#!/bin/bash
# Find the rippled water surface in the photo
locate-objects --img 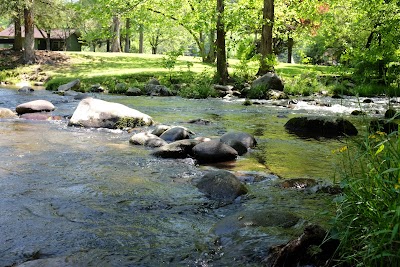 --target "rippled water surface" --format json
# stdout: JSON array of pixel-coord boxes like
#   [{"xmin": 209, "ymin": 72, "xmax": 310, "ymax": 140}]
[{"xmin": 0, "ymin": 88, "xmax": 390, "ymax": 266}]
